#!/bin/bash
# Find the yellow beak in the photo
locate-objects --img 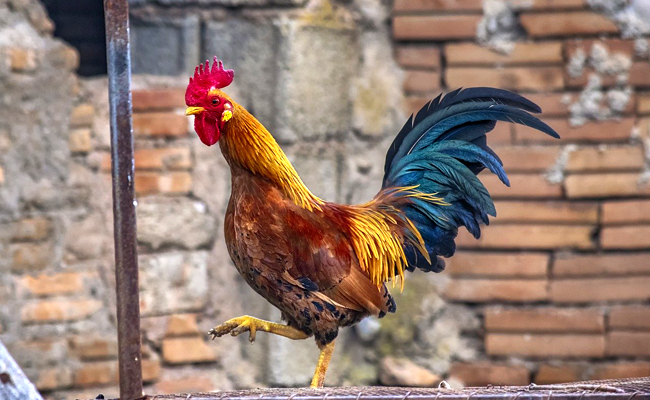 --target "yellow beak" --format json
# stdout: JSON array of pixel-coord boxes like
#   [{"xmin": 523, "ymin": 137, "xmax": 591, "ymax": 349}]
[{"xmin": 185, "ymin": 106, "xmax": 205, "ymax": 116}]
